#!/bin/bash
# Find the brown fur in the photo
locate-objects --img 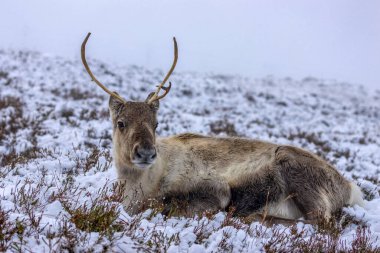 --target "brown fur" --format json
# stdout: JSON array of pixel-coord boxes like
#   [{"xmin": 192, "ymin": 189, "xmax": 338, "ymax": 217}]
[{"xmin": 109, "ymin": 95, "xmax": 364, "ymax": 219}]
